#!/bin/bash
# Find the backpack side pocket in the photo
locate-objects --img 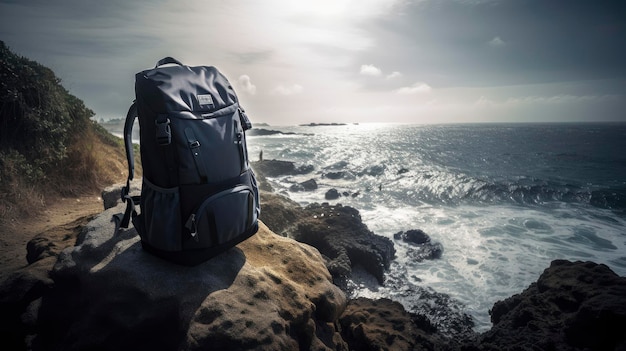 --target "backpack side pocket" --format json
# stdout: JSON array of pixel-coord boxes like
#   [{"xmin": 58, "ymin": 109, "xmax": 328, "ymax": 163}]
[{"xmin": 140, "ymin": 178, "xmax": 182, "ymax": 251}]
